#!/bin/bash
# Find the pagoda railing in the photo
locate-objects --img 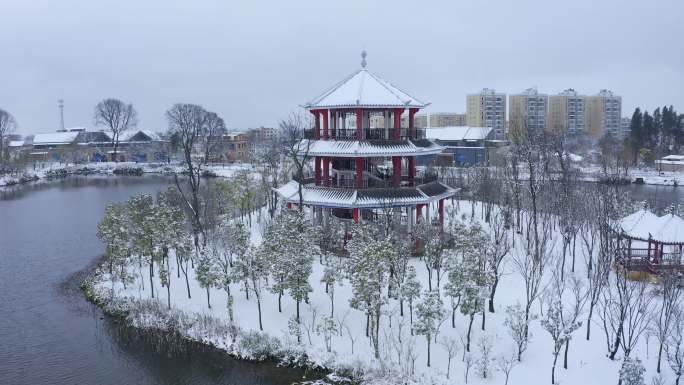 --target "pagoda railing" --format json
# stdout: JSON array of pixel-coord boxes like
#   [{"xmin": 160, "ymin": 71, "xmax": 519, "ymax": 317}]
[
  {"xmin": 297, "ymin": 173, "xmax": 438, "ymax": 189},
  {"xmin": 304, "ymin": 128, "xmax": 426, "ymax": 141},
  {"xmin": 615, "ymin": 248, "xmax": 683, "ymax": 274}
]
